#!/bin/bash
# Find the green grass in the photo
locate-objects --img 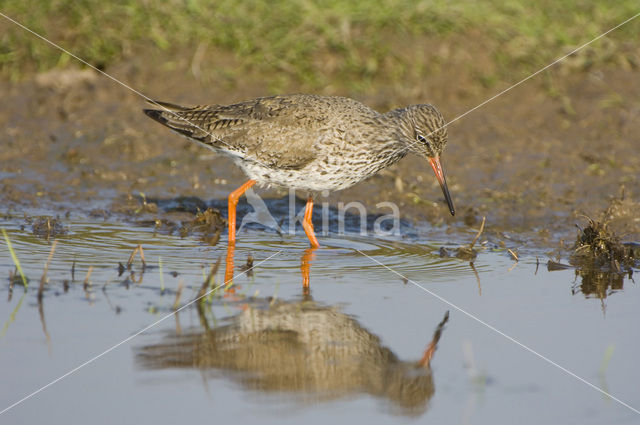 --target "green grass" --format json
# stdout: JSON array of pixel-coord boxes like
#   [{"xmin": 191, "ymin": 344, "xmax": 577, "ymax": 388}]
[
  {"xmin": 1, "ymin": 228, "xmax": 28, "ymax": 288},
  {"xmin": 1, "ymin": 0, "xmax": 638, "ymax": 87}
]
